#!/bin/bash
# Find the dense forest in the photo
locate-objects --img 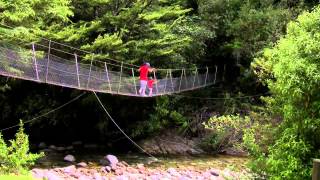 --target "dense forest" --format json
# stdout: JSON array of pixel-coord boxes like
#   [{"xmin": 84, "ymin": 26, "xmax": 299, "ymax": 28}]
[{"xmin": 0, "ymin": 0, "xmax": 320, "ymax": 179}]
